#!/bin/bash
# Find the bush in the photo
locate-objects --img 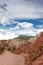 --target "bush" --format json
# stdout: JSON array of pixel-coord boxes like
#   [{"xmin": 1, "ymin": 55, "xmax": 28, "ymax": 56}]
[
  {"xmin": 0, "ymin": 47, "xmax": 4, "ymax": 54},
  {"xmin": 39, "ymin": 44, "xmax": 43, "ymax": 51},
  {"xmin": 5, "ymin": 46, "xmax": 11, "ymax": 51},
  {"xmin": 28, "ymin": 44, "xmax": 43, "ymax": 61}
]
